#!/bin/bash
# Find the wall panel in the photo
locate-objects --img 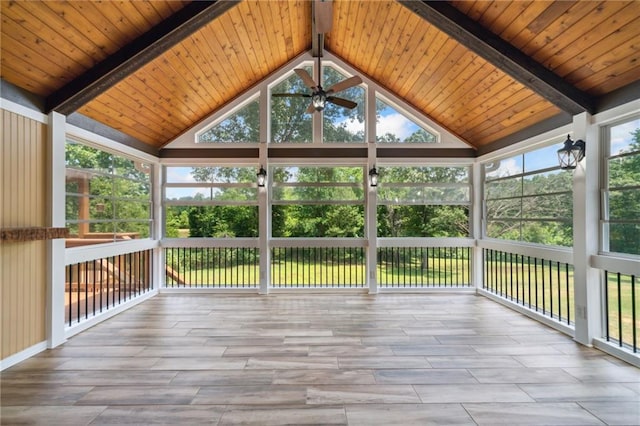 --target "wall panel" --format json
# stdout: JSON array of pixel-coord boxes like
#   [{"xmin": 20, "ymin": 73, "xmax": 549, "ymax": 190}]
[{"xmin": 1, "ymin": 109, "xmax": 48, "ymax": 360}]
